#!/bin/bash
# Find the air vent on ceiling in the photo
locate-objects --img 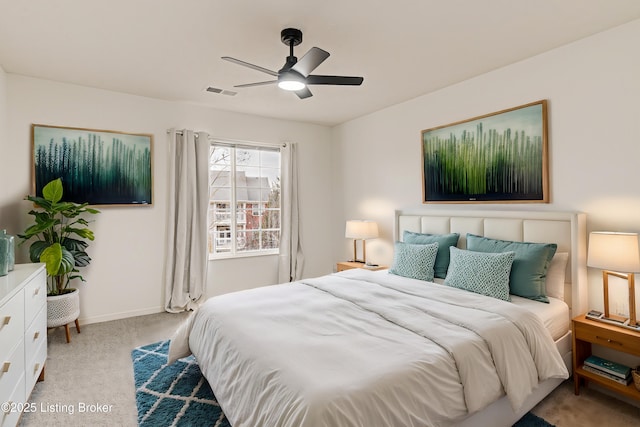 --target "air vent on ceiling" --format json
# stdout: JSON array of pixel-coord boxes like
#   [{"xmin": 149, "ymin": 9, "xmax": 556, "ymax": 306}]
[{"xmin": 206, "ymin": 87, "xmax": 237, "ymax": 96}]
